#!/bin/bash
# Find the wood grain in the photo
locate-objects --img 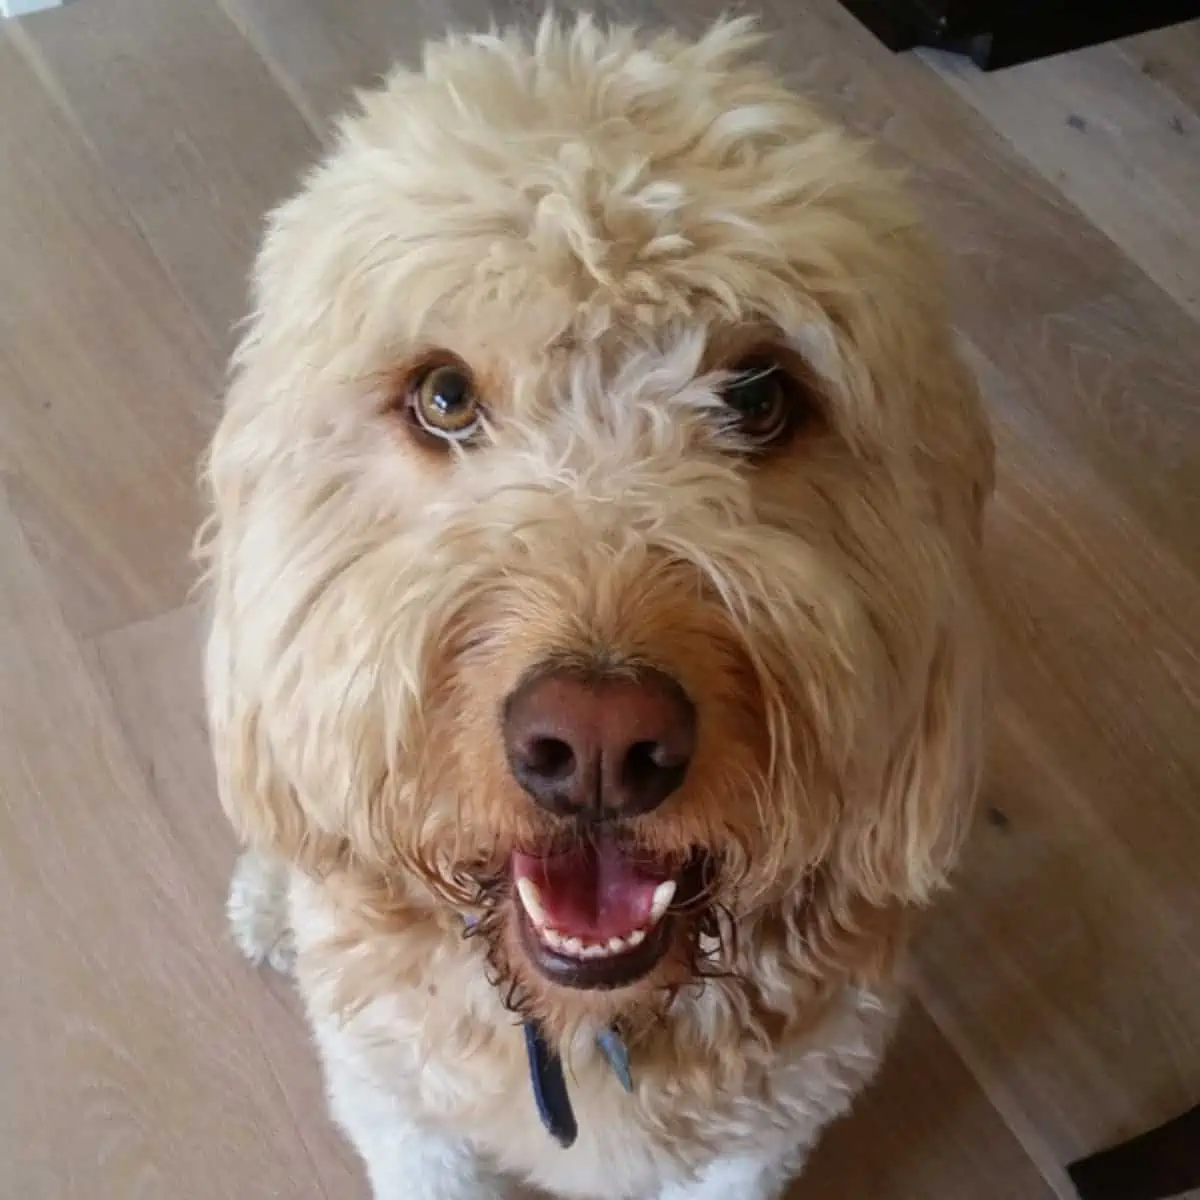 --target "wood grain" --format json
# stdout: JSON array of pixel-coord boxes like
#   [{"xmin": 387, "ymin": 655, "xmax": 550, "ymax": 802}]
[
  {"xmin": 0, "ymin": 36, "xmax": 214, "ymax": 637},
  {"xmin": 981, "ymin": 279, "xmax": 1200, "ymax": 580},
  {"xmin": 906, "ymin": 341, "xmax": 1200, "ymax": 1169},
  {"xmin": 1, "ymin": 1, "xmax": 1198, "ymax": 1196},
  {"xmin": 1119, "ymin": 23, "xmax": 1200, "ymax": 142},
  {"xmin": 13, "ymin": 0, "xmax": 320, "ymax": 350},
  {"xmin": 797, "ymin": 1003, "xmax": 1061, "ymax": 1199},
  {"xmin": 0, "ymin": 492, "xmax": 359, "ymax": 1198},
  {"xmin": 929, "ymin": 41, "xmax": 1200, "ymax": 319},
  {"xmin": 217, "ymin": 0, "xmax": 435, "ymax": 135}
]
